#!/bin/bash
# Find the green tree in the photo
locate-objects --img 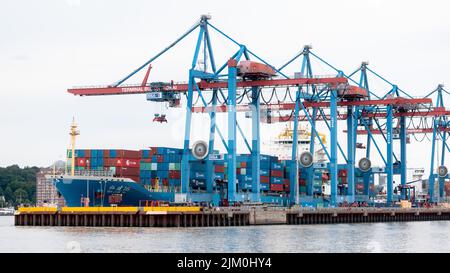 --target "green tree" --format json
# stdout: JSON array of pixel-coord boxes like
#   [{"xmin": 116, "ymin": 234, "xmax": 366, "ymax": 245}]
[
  {"xmin": 14, "ymin": 189, "xmax": 28, "ymax": 204},
  {"xmin": 0, "ymin": 165, "xmax": 40, "ymax": 205},
  {"xmin": 4, "ymin": 187, "xmax": 13, "ymax": 201}
]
